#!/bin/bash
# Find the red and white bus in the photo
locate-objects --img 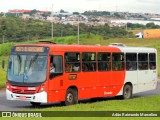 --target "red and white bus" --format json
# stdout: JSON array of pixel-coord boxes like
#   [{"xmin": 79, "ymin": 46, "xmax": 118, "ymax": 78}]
[{"xmin": 5, "ymin": 42, "xmax": 158, "ymax": 106}]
